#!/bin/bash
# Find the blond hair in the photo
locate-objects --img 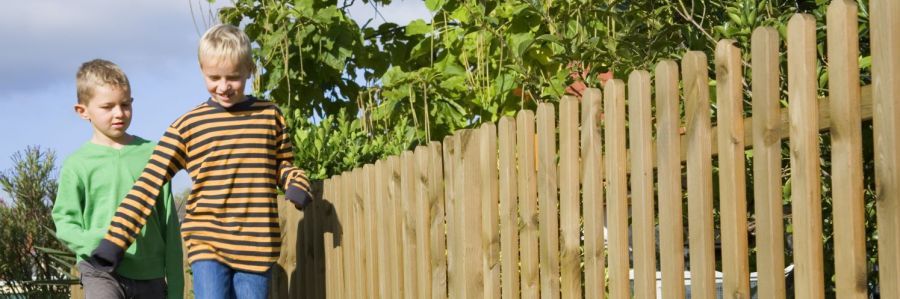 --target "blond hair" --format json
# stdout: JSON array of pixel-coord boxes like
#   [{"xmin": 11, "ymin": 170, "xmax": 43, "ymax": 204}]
[
  {"xmin": 76, "ymin": 59, "xmax": 131, "ymax": 104},
  {"xmin": 198, "ymin": 24, "xmax": 256, "ymax": 74}
]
